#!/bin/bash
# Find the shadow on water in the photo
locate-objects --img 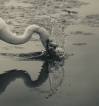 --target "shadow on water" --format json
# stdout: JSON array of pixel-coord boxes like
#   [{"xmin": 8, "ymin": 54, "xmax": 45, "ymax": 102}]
[
  {"xmin": 0, "ymin": 51, "xmax": 49, "ymax": 61},
  {"xmin": 0, "ymin": 51, "xmax": 73, "ymax": 61}
]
